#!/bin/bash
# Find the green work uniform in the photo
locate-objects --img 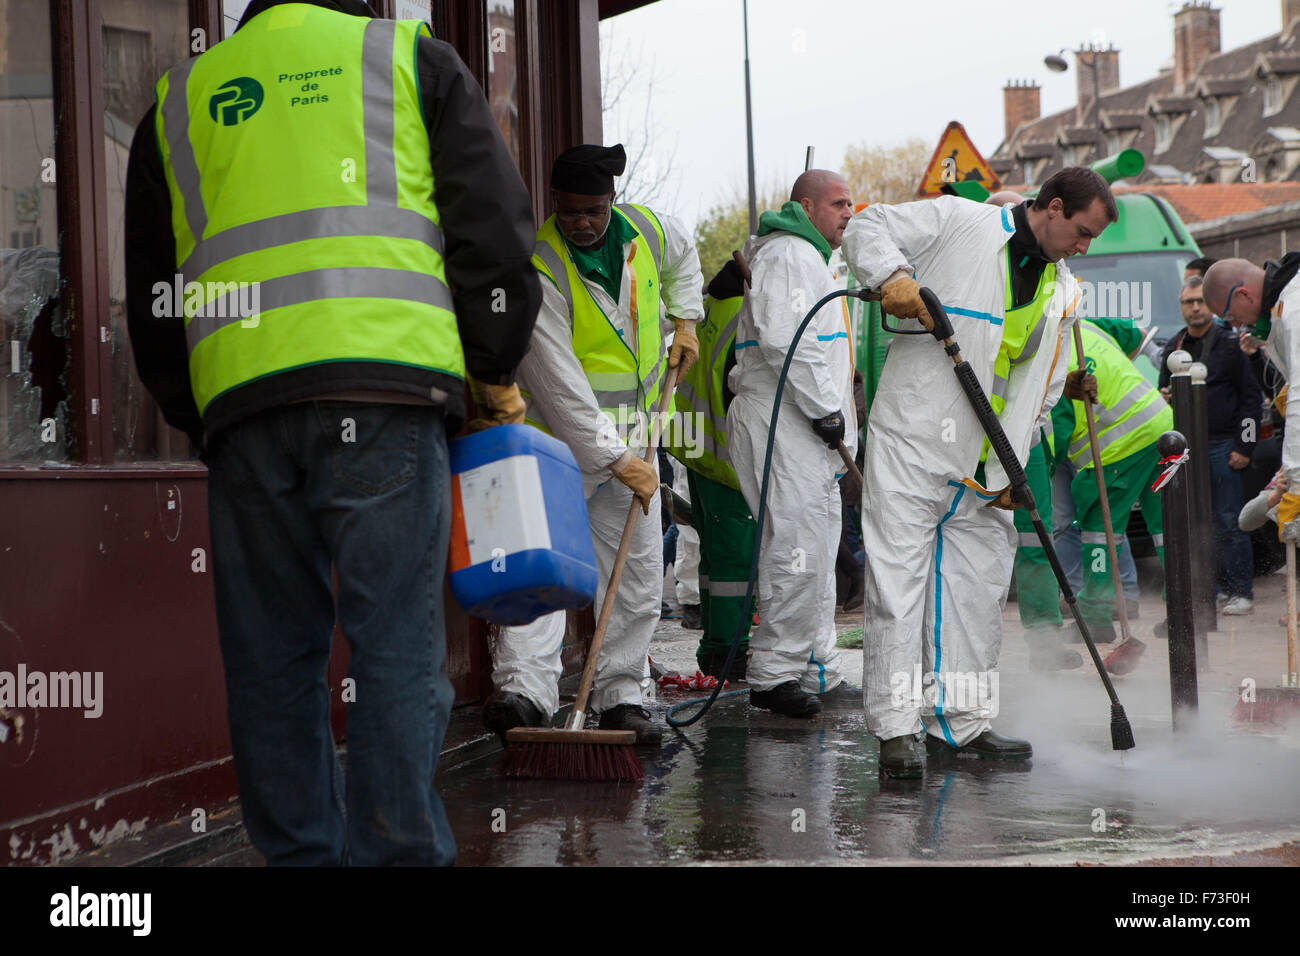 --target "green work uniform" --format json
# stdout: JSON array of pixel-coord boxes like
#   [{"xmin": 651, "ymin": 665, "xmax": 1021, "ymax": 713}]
[
  {"xmin": 1013, "ymin": 436, "xmax": 1060, "ymax": 629},
  {"xmin": 1054, "ymin": 321, "xmax": 1173, "ymax": 629},
  {"xmin": 666, "ymin": 280, "xmax": 757, "ymax": 665}
]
